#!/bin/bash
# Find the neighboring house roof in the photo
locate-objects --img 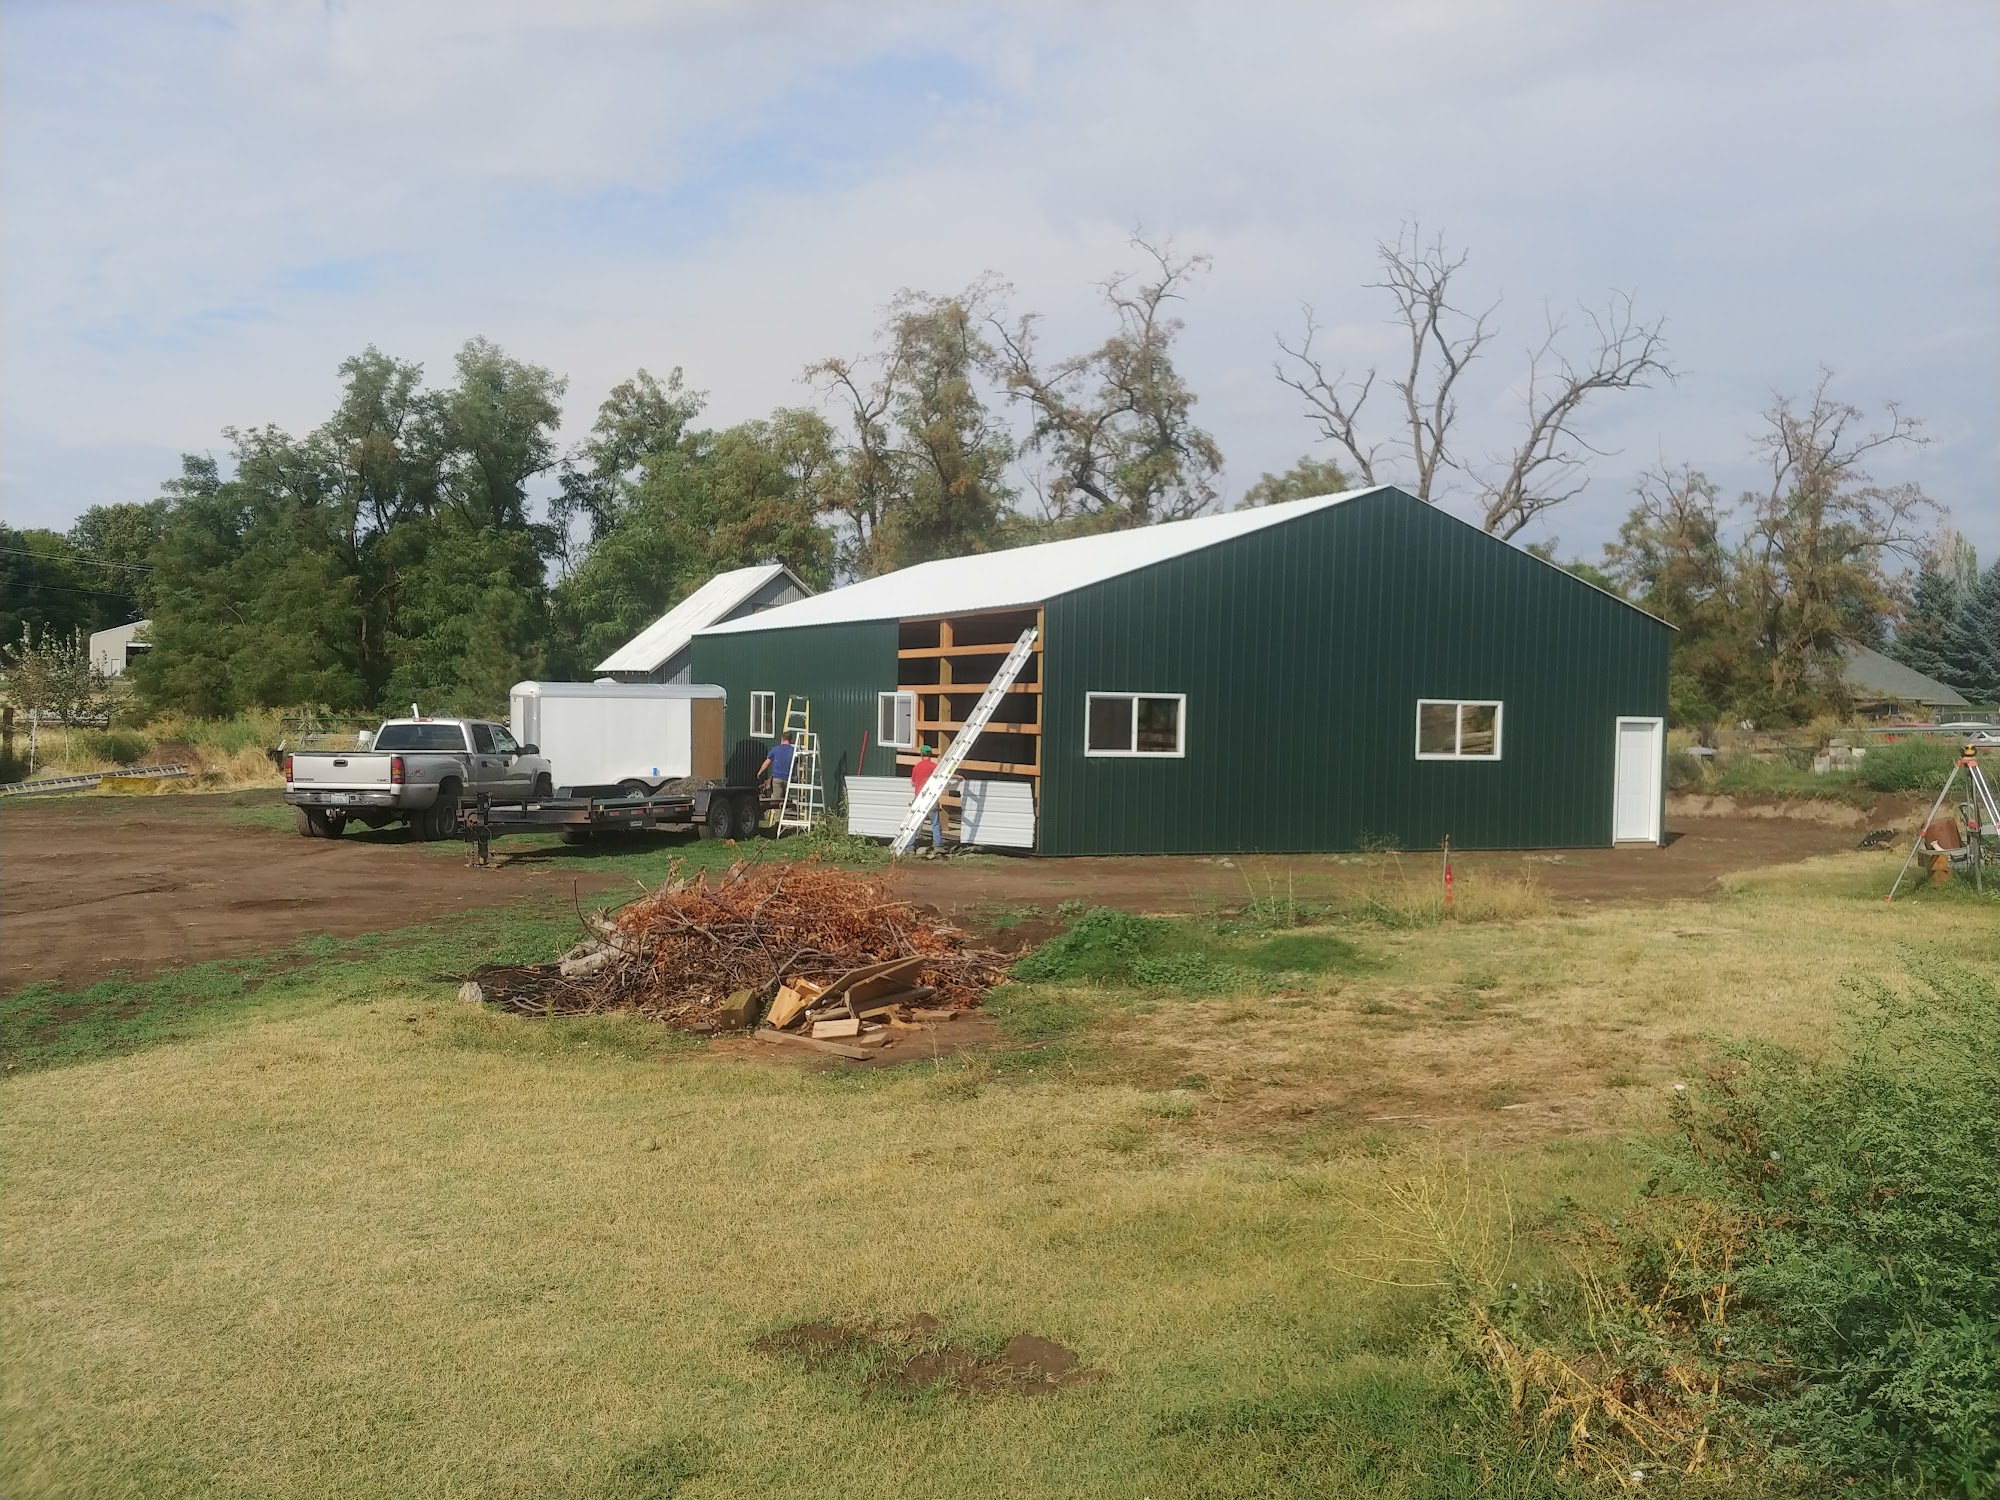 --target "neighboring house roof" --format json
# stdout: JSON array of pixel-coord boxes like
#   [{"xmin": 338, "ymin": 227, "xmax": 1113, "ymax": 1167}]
[
  {"xmin": 595, "ymin": 564, "xmax": 807, "ymax": 673},
  {"xmin": 1841, "ymin": 642, "xmax": 1969, "ymax": 707},
  {"xmin": 699, "ymin": 485, "xmax": 1665, "ymax": 637}
]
